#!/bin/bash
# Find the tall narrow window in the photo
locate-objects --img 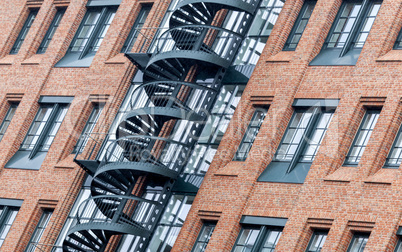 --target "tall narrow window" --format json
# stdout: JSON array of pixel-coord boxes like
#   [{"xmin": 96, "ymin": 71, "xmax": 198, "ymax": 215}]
[
  {"xmin": 306, "ymin": 230, "xmax": 328, "ymax": 252},
  {"xmin": 344, "ymin": 109, "xmax": 380, "ymax": 165},
  {"xmin": 0, "ymin": 103, "xmax": 18, "ymax": 142},
  {"xmin": 192, "ymin": 222, "xmax": 216, "ymax": 252},
  {"xmin": 69, "ymin": 7, "xmax": 116, "ymax": 56},
  {"xmin": 232, "ymin": 225, "xmax": 282, "ymax": 251},
  {"xmin": 283, "ymin": 0, "xmax": 316, "ymax": 51},
  {"xmin": 234, "ymin": 108, "xmax": 267, "ymax": 161},
  {"xmin": 73, "ymin": 105, "xmax": 103, "ymax": 153},
  {"xmin": 20, "ymin": 103, "xmax": 69, "ymax": 158},
  {"xmin": 347, "ymin": 233, "xmax": 369, "ymax": 252},
  {"xmin": 10, "ymin": 10, "xmax": 38, "ymax": 54},
  {"xmin": 385, "ymin": 124, "xmax": 402, "ymax": 167},
  {"xmin": 25, "ymin": 210, "xmax": 53, "ymax": 252},
  {"xmin": 0, "ymin": 206, "xmax": 19, "ymax": 248},
  {"xmin": 121, "ymin": 5, "xmax": 152, "ymax": 53},
  {"xmin": 37, "ymin": 9, "xmax": 65, "ymax": 54}
]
